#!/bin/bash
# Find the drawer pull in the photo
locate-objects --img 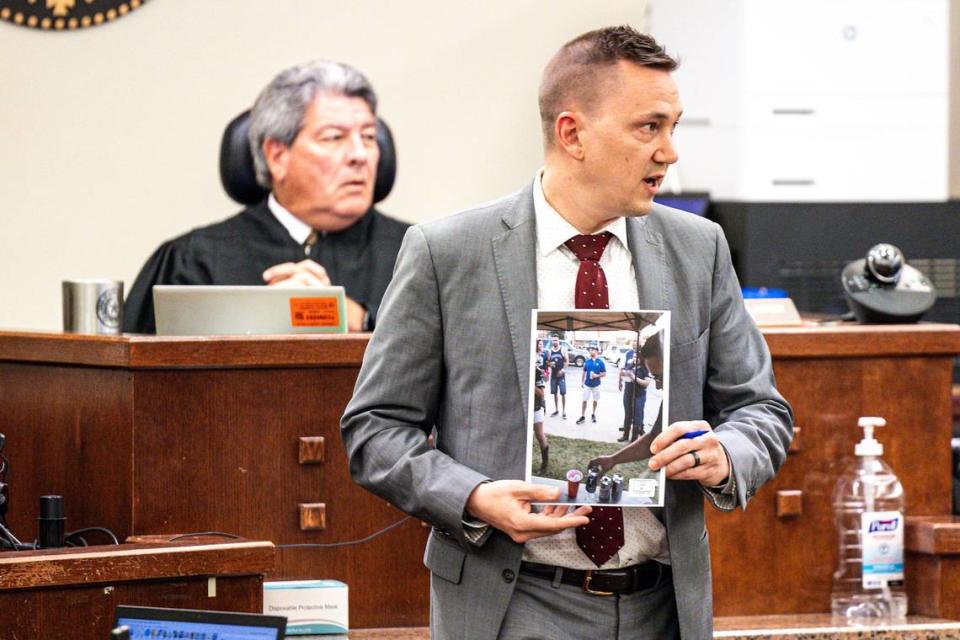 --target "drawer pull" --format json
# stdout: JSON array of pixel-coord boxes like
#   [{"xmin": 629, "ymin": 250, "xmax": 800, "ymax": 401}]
[
  {"xmin": 789, "ymin": 426, "xmax": 801, "ymax": 453},
  {"xmin": 772, "ymin": 108, "xmax": 815, "ymax": 116},
  {"xmin": 299, "ymin": 503, "xmax": 327, "ymax": 531},
  {"xmin": 772, "ymin": 179, "xmax": 815, "ymax": 187},
  {"xmin": 298, "ymin": 436, "xmax": 325, "ymax": 464},
  {"xmin": 777, "ymin": 490, "xmax": 803, "ymax": 518}
]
